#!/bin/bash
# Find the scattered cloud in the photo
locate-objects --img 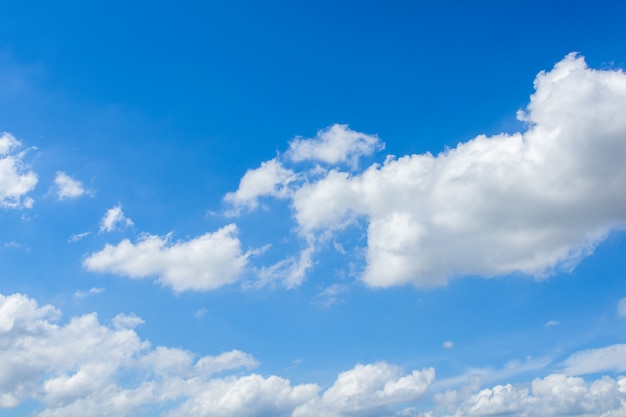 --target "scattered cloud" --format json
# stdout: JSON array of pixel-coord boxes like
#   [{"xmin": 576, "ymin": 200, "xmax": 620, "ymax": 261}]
[
  {"xmin": 193, "ymin": 308, "xmax": 207, "ymax": 319},
  {"xmin": 226, "ymin": 53, "xmax": 626, "ymax": 289},
  {"xmin": 314, "ymin": 284, "xmax": 348, "ymax": 307},
  {"xmin": 442, "ymin": 341, "xmax": 454, "ymax": 349},
  {"xmin": 561, "ymin": 343, "xmax": 626, "ymax": 375},
  {"xmin": 286, "ymin": 124, "xmax": 384, "ymax": 168},
  {"xmin": 0, "ymin": 132, "xmax": 37, "ymax": 209},
  {"xmin": 544, "ymin": 320, "xmax": 560, "ymax": 327},
  {"xmin": 54, "ymin": 171, "xmax": 87, "ymax": 200},
  {"xmin": 73, "ymin": 287, "xmax": 104, "ymax": 298},
  {"xmin": 83, "ymin": 224, "xmax": 248, "ymax": 292},
  {"xmin": 618, "ymin": 297, "xmax": 626, "ymax": 318},
  {"xmin": 68, "ymin": 231, "xmax": 91, "ymax": 243},
  {"xmin": 1, "ymin": 292, "xmax": 445, "ymax": 417},
  {"xmin": 99, "ymin": 204, "xmax": 134, "ymax": 232}
]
